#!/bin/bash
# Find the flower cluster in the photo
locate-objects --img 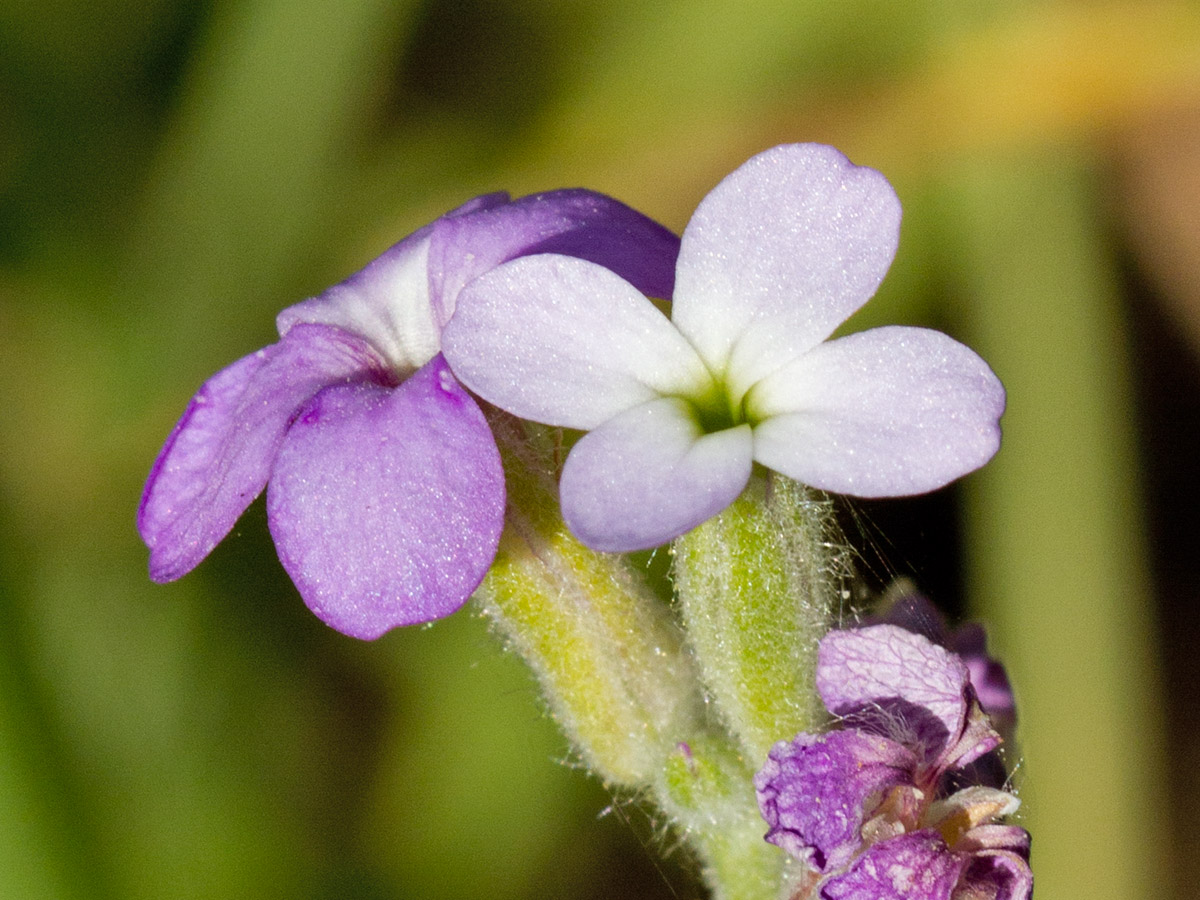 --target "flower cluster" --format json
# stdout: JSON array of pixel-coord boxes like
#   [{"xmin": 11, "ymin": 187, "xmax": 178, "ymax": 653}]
[
  {"xmin": 138, "ymin": 143, "xmax": 1024, "ymax": 900},
  {"xmin": 140, "ymin": 143, "xmax": 1004, "ymax": 634},
  {"xmin": 754, "ymin": 622, "xmax": 1032, "ymax": 900}
]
